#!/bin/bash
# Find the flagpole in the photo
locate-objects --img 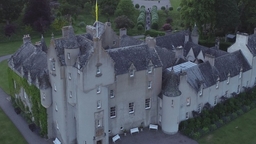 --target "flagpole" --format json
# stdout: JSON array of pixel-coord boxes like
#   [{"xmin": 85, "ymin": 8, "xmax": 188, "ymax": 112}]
[{"xmin": 95, "ymin": 0, "xmax": 99, "ymax": 38}]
